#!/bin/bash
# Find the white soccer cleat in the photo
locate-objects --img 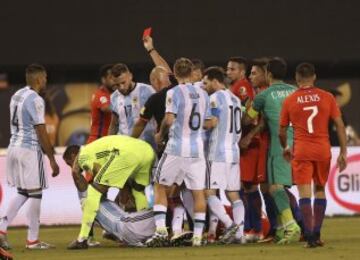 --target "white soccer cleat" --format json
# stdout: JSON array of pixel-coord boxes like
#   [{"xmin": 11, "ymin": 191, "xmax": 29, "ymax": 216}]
[
  {"xmin": 170, "ymin": 231, "xmax": 193, "ymax": 246},
  {"xmin": 219, "ymin": 224, "xmax": 239, "ymax": 244},
  {"xmin": 87, "ymin": 236, "xmax": 101, "ymax": 247},
  {"xmin": 192, "ymin": 235, "xmax": 202, "ymax": 247},
  {"xmin": 145, "ymin": 229, "xmax": 169, "ymax": 247},
  {"xmin": 26, "ymin": 241, "xmax": 55, "ymax": 250}
]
